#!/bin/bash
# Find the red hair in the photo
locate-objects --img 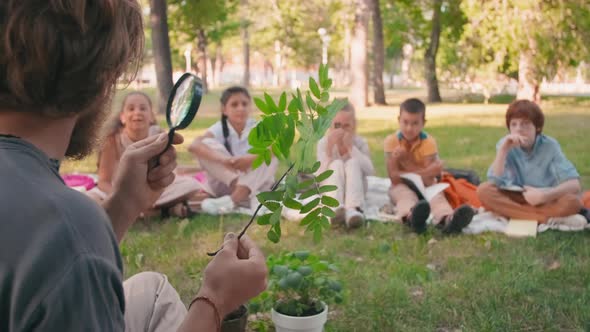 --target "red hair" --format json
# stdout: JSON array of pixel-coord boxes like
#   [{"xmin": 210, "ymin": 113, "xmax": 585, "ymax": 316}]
[{"xmin": 505, "ymin": 100, "xmax": 544, "ymax": 134}]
